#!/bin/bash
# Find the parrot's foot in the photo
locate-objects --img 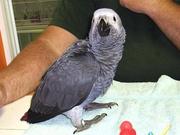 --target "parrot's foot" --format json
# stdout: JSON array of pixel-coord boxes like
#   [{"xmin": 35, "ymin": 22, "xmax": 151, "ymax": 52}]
[
  {"xmin": 84, "ymin": 102, "xmax": 118, "ymax": 111},
  {"xmin": 73, "ymin": 113, "xmax": 107, "ymax": 134}
]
